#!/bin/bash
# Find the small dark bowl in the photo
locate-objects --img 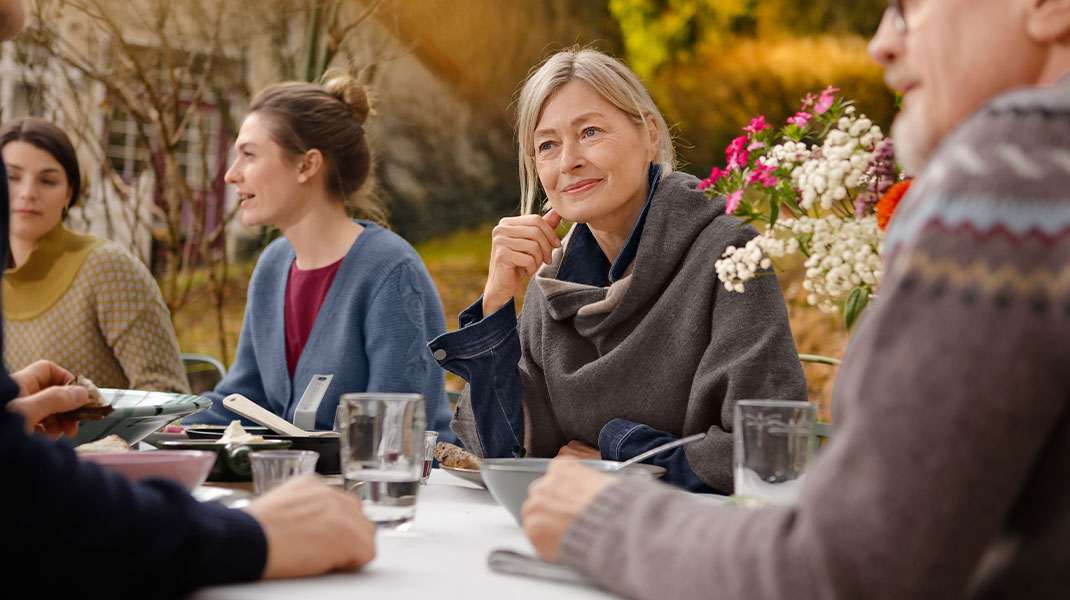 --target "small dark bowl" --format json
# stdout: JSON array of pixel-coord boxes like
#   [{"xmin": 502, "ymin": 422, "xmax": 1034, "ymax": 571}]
[
  {"xmin": 183, "ymin": 427, "xmax": 340, "ymax": 475},
  {"xmin": 159, "ymin": 439, "xmax": 291, "ymax": 482}
]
